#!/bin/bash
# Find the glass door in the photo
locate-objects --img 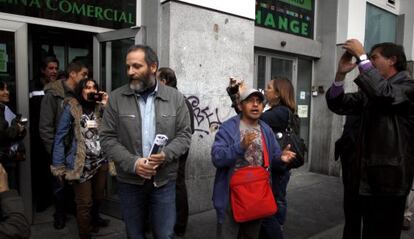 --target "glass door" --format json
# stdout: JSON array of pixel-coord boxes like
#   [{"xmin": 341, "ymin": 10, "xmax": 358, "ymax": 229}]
[
  {"xmin": 254, "ymin": 52, "xmax": 312, "ymax": 163},
  {"xmin": 255, "ymin": 53, "xmax": 297, "ymax": 90},
  {"xmin": 93, "ymin": 27, "xmax": 143, "ymax": 218},
  {"xmin": 0, "ymin": 20, "xmax": 31, "ymax": 221}
]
